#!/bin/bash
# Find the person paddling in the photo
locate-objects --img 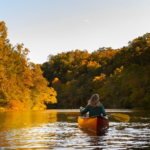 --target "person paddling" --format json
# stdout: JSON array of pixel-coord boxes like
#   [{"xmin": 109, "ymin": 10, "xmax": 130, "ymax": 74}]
[{"xmin": 80, "ymin": 94, "xmax": 106, "ymax": 117}]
